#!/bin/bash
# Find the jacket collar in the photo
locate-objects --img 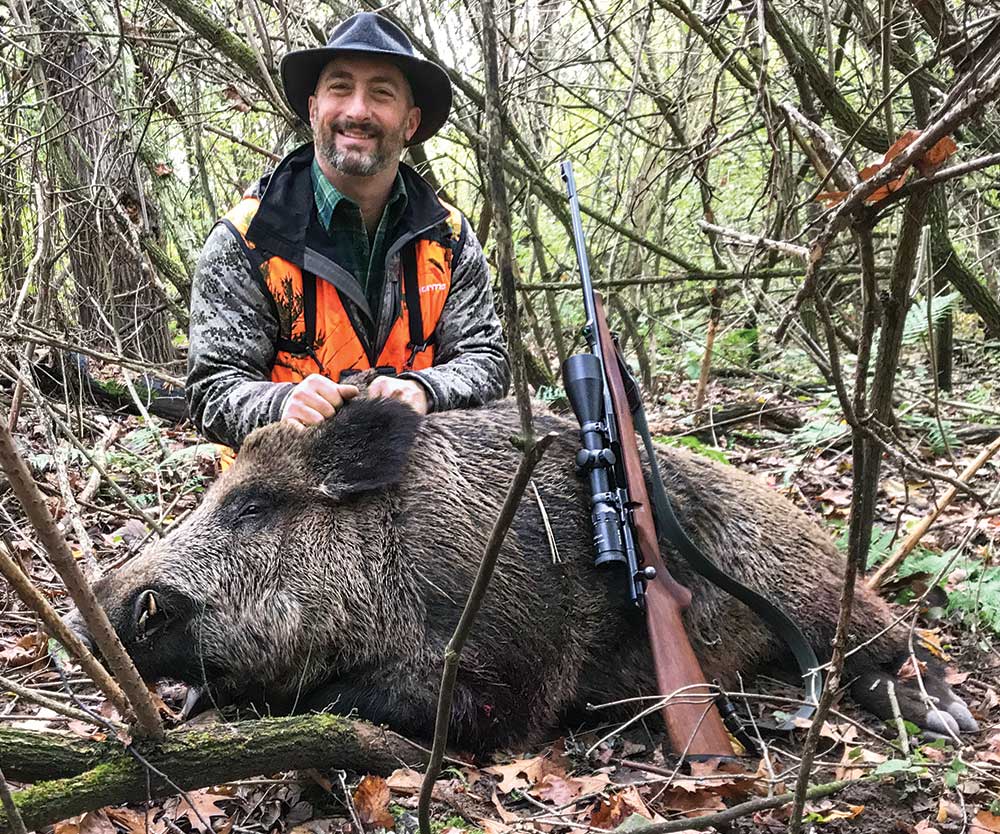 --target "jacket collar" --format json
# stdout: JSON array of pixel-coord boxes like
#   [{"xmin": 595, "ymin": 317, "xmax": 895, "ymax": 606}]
[{"xmin": 246, "ymin": 143, "xmax": 449, "ymax": 264}]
